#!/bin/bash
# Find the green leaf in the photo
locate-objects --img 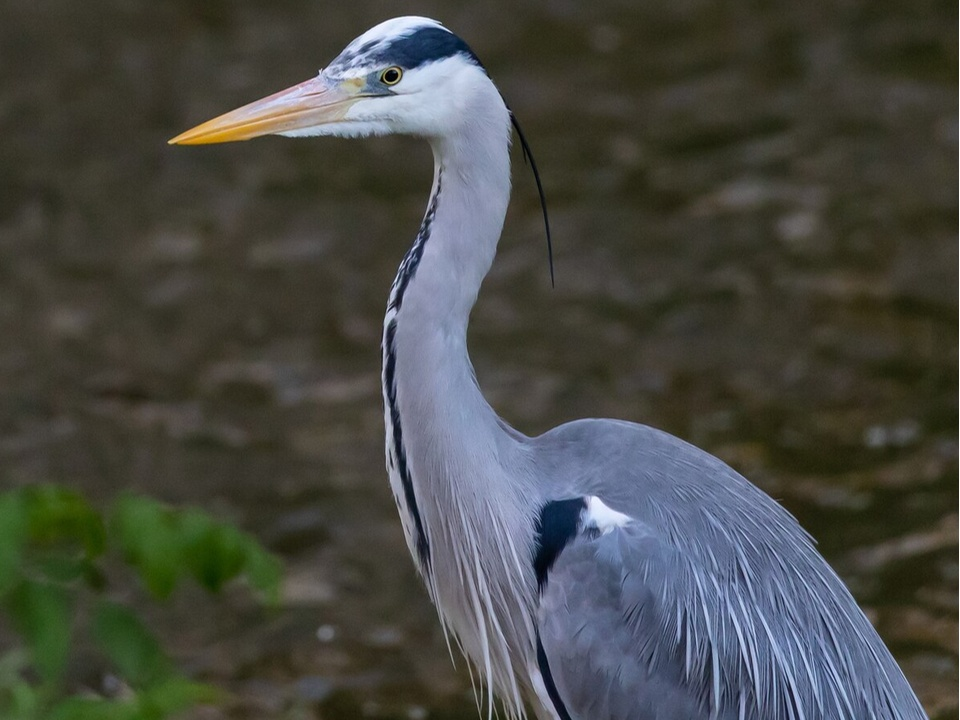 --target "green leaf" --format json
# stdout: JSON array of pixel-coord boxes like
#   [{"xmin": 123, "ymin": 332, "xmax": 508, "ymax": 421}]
[
  {"xmin": 178, "ymin": 509, "xmax": 281, "ymax": 598},
  {"xmin": 0, "ymin": 488, "xmax": 274, "ymax": 720},
  {"xmin": 92, "ymin": 601, "xmax": 171, "ymax": 688},
  {"xmin": 24, "ymin": 486, "xmax": 105, "ymax": 558},
  {"xmin": 242, "ymin": 544, "xmax": 282, "ymax": 605},
  {"xmin": 176, "ymin": 510, "xmax": 217, "ymax": 590},
  {"xmin": 110, "ymin": 496, "xmax": 182, "ymax": 599},
  {"xmin": 32, "ymin": 551, "xmax": 93, "ymax": 585},
  {"xmin": 5, "ymin": 580, "xmax": 72, "ymax": 682},
  {"xmin": 0, "ymin": 680, "xmax": 41, "ymax": 720},
  {"xmin": 111, "ymin": 496, "xmax": 281, "ymax": 600},
  {"xmin": 0, "ymin": 491, "xmax": 27, "ymax": 597},
  {"xmin": 184, "ymin": 521, "xmax": 247, "ymax": 592},
  {"xmin": 137, "ymin": 677, "xmax": 222, "ymax": 717}
]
